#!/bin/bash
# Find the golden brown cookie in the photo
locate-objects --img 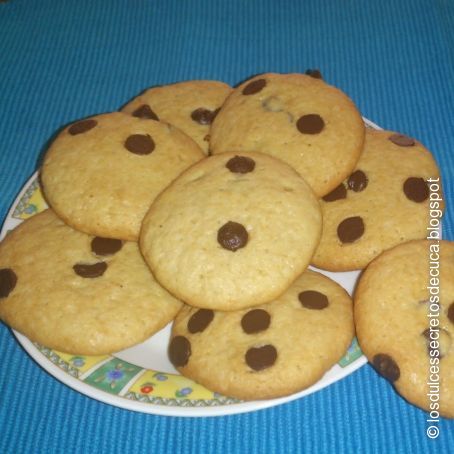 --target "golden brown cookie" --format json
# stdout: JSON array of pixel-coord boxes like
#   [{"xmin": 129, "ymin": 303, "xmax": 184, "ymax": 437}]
[
  {"xmin": 209, "ymin": 73, "xmax": 365, "ymax": 197},
  {"xmin": 312, "ymin": 129, "xmax": 443, "ymax": 271},
  {"xmin": 140, "ymin": 151, "xmax": 322, "ymax": 311},
  {"xmin": 169, "ymin": 270, "xmax": 354, "ymax": 400},
  {"xmin": 121, "ymin": 80, "xmax": 232, "ymax": 154},
  {"xmin": 0, "ymin": 210, "xmax": 183, "ymax": 355},
  {"xmin": 355, "ymin": 240, "xmax": 454, "ymax": 418},
  {"xmin": 41, "ymin": 112, "xmax": 204, "ymax": 240}
]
